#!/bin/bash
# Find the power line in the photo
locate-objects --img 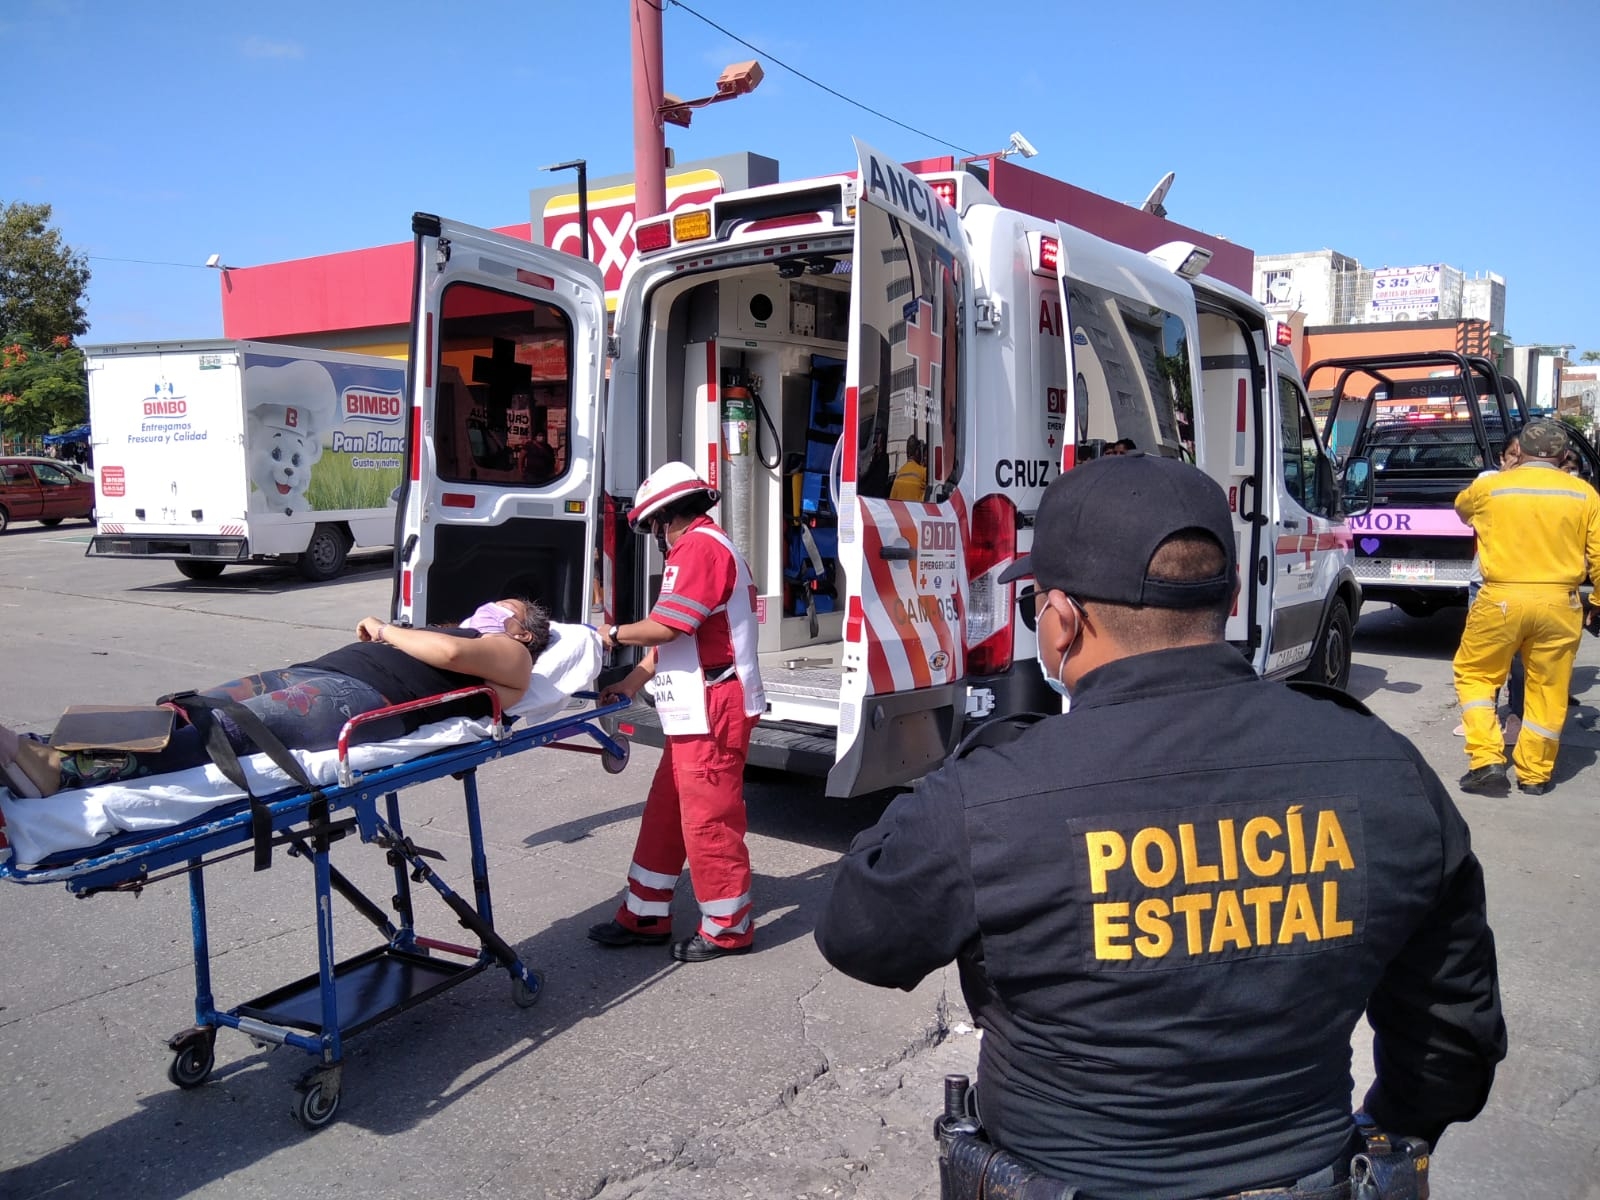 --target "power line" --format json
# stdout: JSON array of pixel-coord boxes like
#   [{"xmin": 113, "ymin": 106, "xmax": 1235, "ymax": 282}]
[
  {"xmin": 663, "ymin": 0, "xmax": 977, "ymax": 157},
  {"xmin": 86, "ymin": 255, "xmax": 214, "ymax": 270}
]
